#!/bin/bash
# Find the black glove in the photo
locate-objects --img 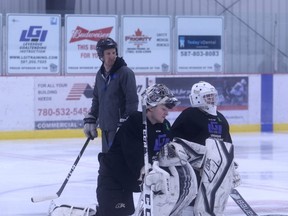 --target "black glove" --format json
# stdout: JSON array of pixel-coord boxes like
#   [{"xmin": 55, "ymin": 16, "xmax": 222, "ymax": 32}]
[{"xmin": 83, "ymin": 114, "xmax": 98, "ymax": 140}]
